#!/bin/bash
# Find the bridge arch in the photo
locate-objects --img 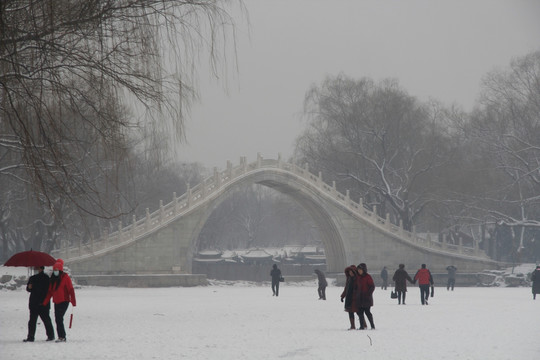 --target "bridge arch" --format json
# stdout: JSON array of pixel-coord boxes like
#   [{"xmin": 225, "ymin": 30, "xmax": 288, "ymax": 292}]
[
  {"xmin": 55, "ymin": 155, "xmax": 498, "ymax": 278},
  {"xmin": 190, "ymin": 169, "xmax": 348, "ymax": 273}
]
